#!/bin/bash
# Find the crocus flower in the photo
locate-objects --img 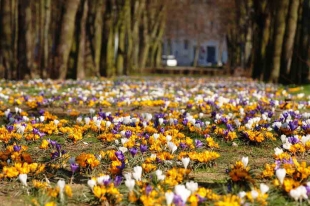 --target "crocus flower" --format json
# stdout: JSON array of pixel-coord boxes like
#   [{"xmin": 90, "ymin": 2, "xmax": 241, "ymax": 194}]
[
  {"xmin": 125, "ymin": 179, "xmax": 135, "ymax": 191},
  {"xmin": 289, "ymin": 186, "xmax": 308, "ymax": 201},
  {"xmin": 276, "ymin": 168, "xmax": 286, "ymax": 185},
  {"xmin": 114, "ymin": 175, "xmax": 123, "ymax": 186},
  {"xmin": 145, "ymin": 185, "xmax": 152, "ymax": 195},
  {"xmin": 132, "ymin": 166, "xmax": 143, "ymax": 181},
  {"xmin": 18, "ymin": 174, "xmax": 28, "ymax": 187},
  {"xmin": 115, "ymin": 151, "xmax": 125, "ymax": 161},
  {"xmin": 174, "ymin": 184, "xmax": 191, "ymax": 203},
  {"xmin": 155, "ymin": 169, "xmax": 165, "ymax": 181},
  {"xmin": 57, "ymin": 180, "xmax": 66, "ymax": 203},
  {"xmin": 241, "ymin": 156, "xmax": 249, "ymax": 167},
  {"xmin": 181, "ymin": 157, "xmax": 190, "ymax": 169},
  {"xmin": 165, "ymin": 191, "xmax": 174, "ymax": 205},
  {"xmin": 167, "ymin": 142, "xmax": 177, "ymax": 154},
  {"xmin": 140, "ymin": 144, "xmax": 148, "ymax": 153},
  {"xmin": 260, "ymin": 183, "xmax": 269, "ymax": 194},
  {"xmin": 195, "ymin": 139, "xmax": 203, "ymax": 148},
  {"xmin": 129, "ymin": 147, "xmax": 138, "ymax": 157},
  {"xmin": 87, "ymin": 179, "xmax": 96, "ymax": 190},
  {"xmin": 186, "ymin": 181, "xmax": 198, "ymax": 193},
  {"xmin": 70, "ymin": 163, "xmax": 79, "ymax": 174},
  {"xmin": 13, "ymin": 145, "xmax": 21, "ymax": 152}
]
